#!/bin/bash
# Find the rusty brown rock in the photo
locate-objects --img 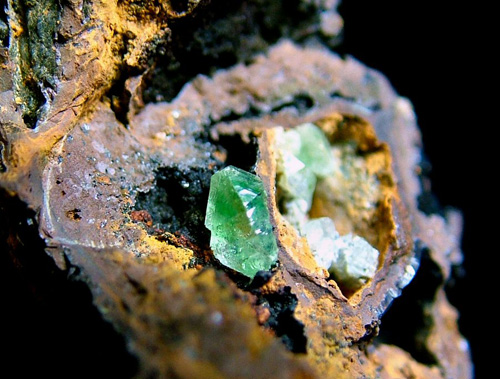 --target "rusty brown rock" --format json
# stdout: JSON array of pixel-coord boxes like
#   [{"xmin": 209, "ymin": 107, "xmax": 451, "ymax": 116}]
[{"xmin": 0, "ymin": 2, "xmax": 471, "ymax": 378}]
